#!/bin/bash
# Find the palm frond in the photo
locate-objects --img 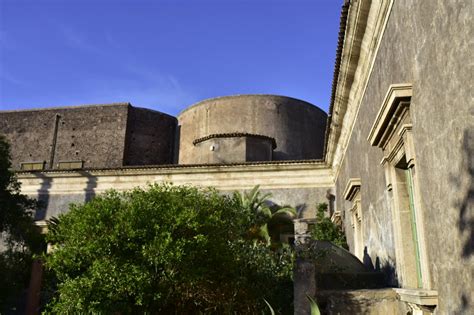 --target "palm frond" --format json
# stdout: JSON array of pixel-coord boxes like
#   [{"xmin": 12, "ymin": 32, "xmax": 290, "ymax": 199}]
[{"xmin": 306, "ymin": 294, "xmax": 321, "ymax": 315}]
